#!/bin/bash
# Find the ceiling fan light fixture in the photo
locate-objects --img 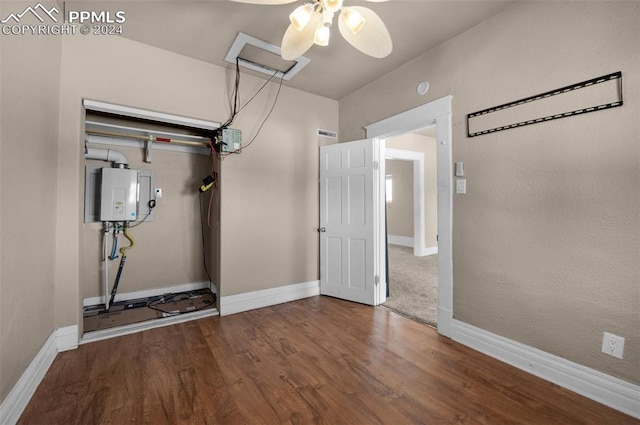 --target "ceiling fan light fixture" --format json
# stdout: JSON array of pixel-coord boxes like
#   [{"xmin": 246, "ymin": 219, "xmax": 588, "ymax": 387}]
[
  {"xmin": 341, "ymin": 7, "xmax": 365, "ymax": 35},
  {"xmin": 314, "ymin": 23, "xmax": 331, "ymax": 46},
  {"xmin": 322, "ymin": 0, "xmax": 343, "ymax": 13},
  {"xmin": 289, "ymin": 3, "xmax": 315, "ymax": 31}
]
